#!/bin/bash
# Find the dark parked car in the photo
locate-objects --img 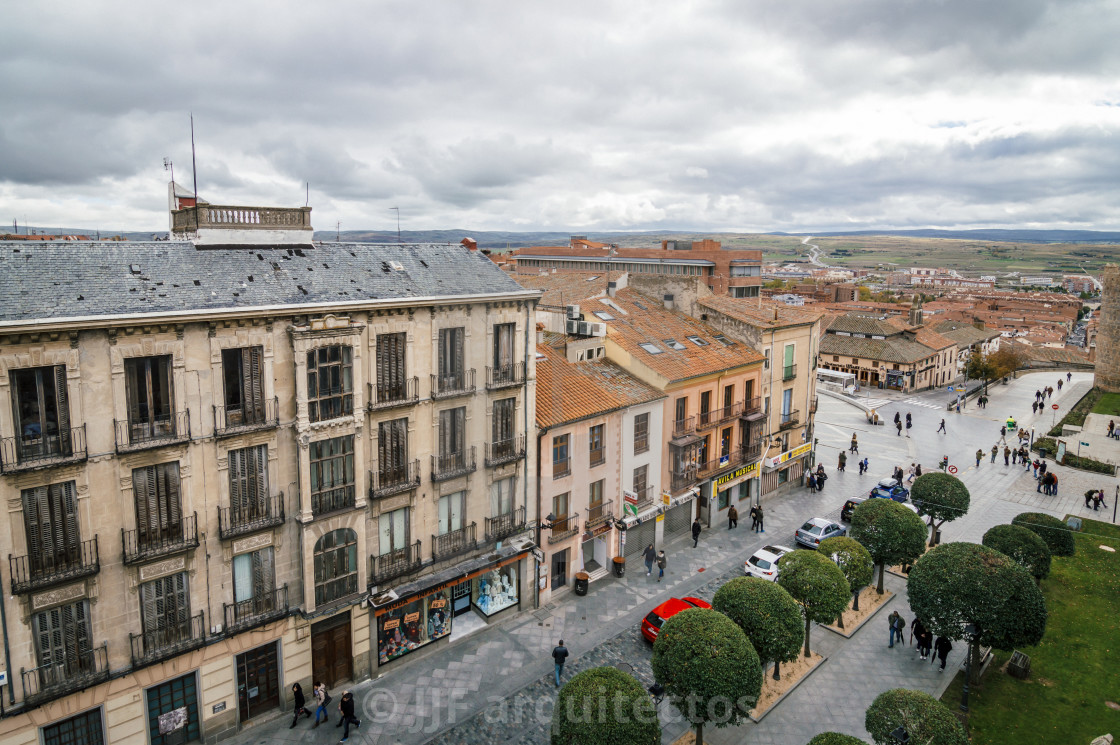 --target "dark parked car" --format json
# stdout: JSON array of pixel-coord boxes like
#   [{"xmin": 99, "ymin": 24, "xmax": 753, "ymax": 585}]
[{"xmin": 840, "ymin": 497, "xmax": 866, "ymax": 522}]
